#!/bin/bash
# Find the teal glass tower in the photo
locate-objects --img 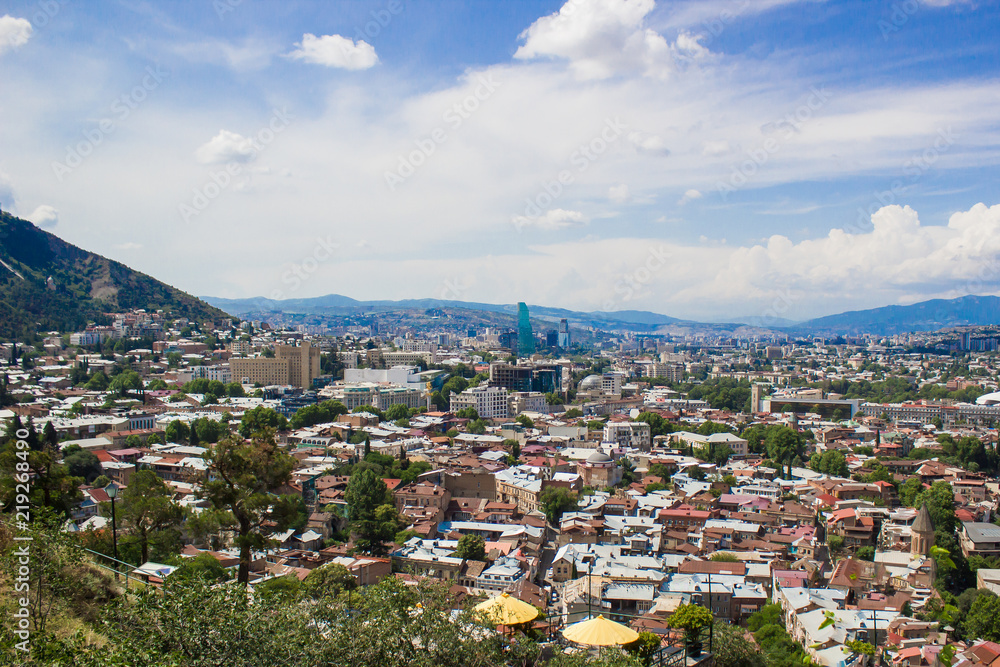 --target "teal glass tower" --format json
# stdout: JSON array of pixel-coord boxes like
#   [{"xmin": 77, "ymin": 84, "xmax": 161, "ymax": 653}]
[{"xmin": 517, "ymin": 302, "xmax": 535, "ymax": 357}]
